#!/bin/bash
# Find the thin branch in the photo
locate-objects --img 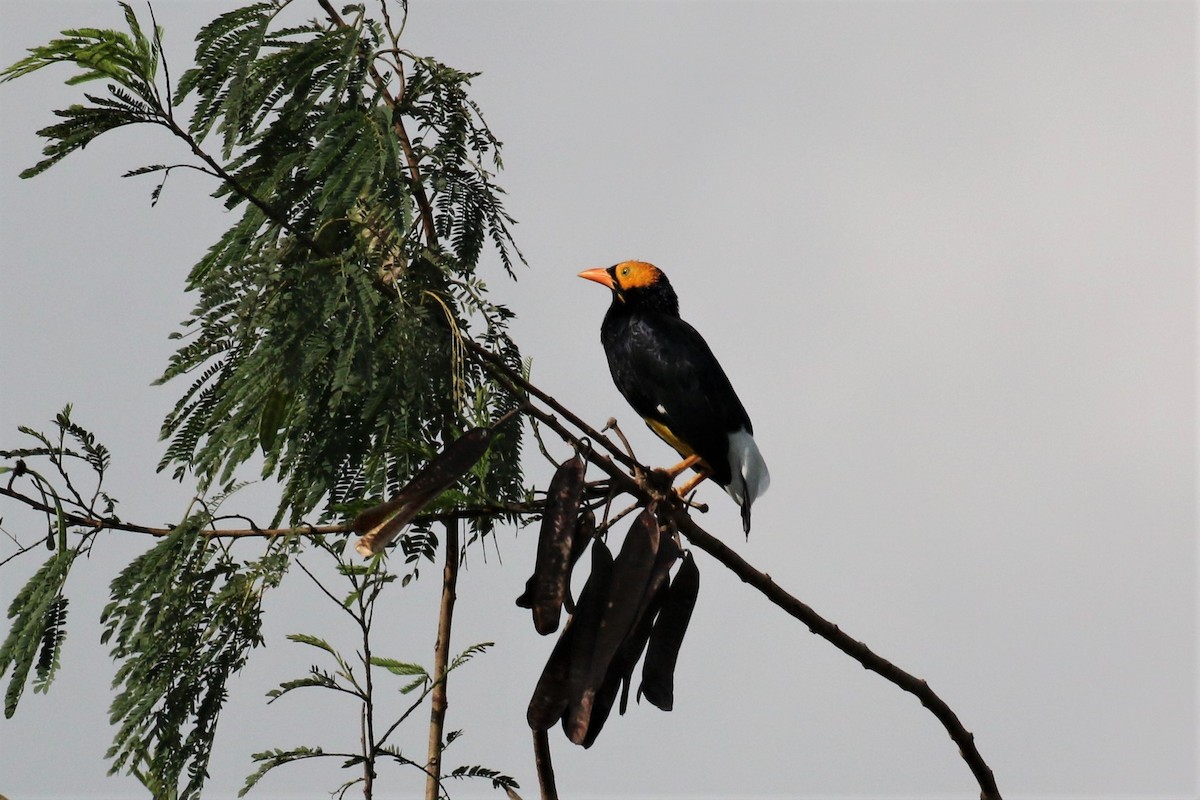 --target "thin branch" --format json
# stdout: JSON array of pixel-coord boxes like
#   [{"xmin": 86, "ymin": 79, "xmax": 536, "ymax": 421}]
[
  {"xmin": 673, "ymin": 514, "xmax": 1001, "ymax": 800},
  {"xmin": 531, "ymin": 729, "xmax": 558, "ymax": 800},
  {"xmin": 359, "ymin": 574, "xmax": 378, "ymax": 799},
  {"xmin": 464, "ymin": 340, "xmax": 639, "ymax": 472},
  {"xmin": 295, "ymin": 557, "xmax": 362, "ymax": 627},
  {"xmin": 157, "ymin": 114, "xmax": 326, "ymax": 254},
  {"xmin": 376, "ymin": 679, "xmax": 435, "ymax": 750},
  {"xmin": 468, "ymin": 342, "xmax": 1004, "ymax": 800},
  {"xmin": 0, "ymin": 485, "xmax": 537, "ymax": 539},
  {"xmin": 0, "ymin": 536, "xmax": 45, "ymax": 568},
  {"xmin": 424, "ymin": 518, "xmax": 459, "ymax": 800}
]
